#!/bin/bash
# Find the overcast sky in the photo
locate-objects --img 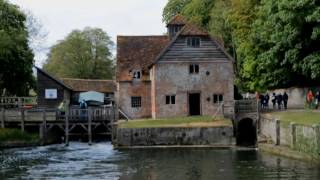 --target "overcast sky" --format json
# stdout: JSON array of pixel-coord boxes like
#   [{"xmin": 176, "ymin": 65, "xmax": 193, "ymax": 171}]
[{"xmin": 9, "ymin": 0, "xmax": 168, "ymax": 66}]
